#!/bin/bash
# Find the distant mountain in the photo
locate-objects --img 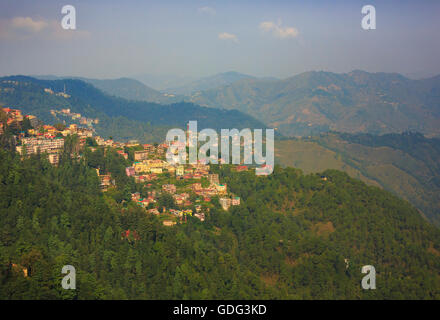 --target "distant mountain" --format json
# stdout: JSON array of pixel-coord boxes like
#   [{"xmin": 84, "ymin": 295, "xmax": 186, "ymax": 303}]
[
  {"xmin": 276, "ymin": 132, "xmax": 440, "ymax": 226},
  {"xmin": 83, "ymin": 77, "xmax": 165, "ymax": 102},
  {"xmin": 0, "ymin": 76, "xmax": 267, "ymax": 143},
  {"xmin": 168, "ymin": 71, "xmax": 257, "ymax": 95},
  {"xmin": 81, "ymin": 77, "xmax": 187, "ymax": 104},
  {"xmin": 190, "ymin": 70, "xmax": 440, "ymax": 137},
  {"xmin": 131, "ymin": 73, "xmax": 196, "ymax": 91},
  {"xmin": 33, "ymin": 75, "xmax": 182, "ymax": 104}
]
